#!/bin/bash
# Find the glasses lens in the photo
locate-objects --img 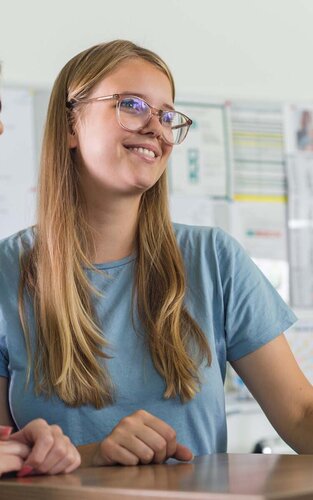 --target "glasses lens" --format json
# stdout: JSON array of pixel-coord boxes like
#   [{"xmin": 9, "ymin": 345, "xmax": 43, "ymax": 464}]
[
  {"xmin": 118, "ymin": 97, "xmax": 150, "ymax": 130},
  {"xmin": 161, "ymin": 111, "xmax": 189, "ymax": 145}
]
